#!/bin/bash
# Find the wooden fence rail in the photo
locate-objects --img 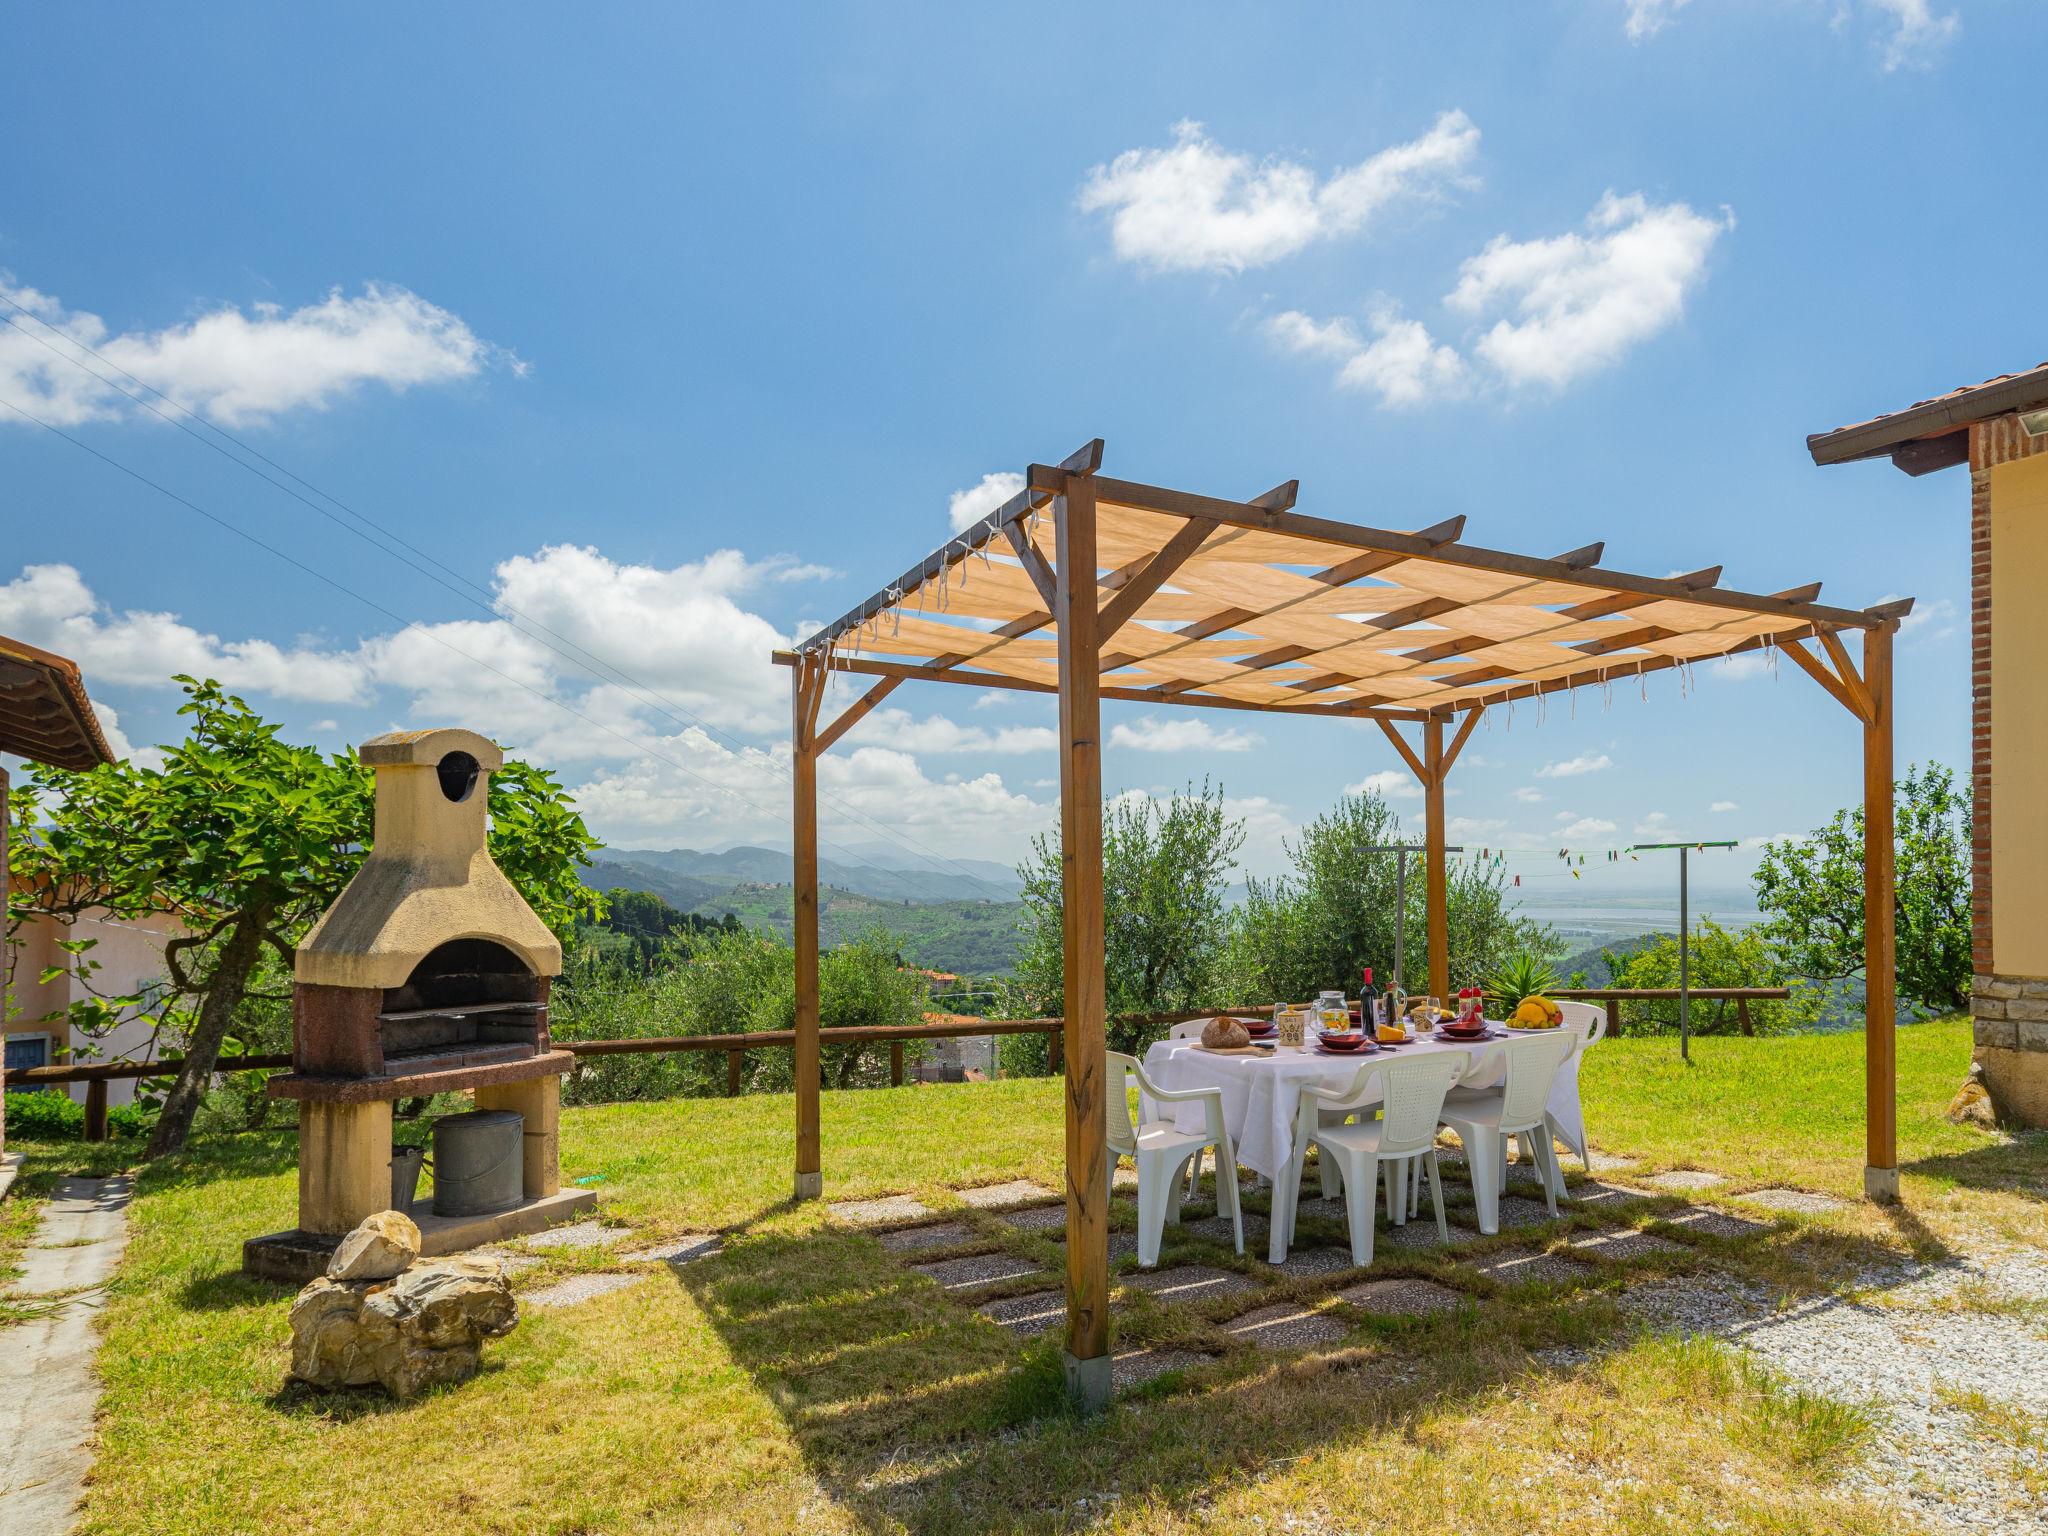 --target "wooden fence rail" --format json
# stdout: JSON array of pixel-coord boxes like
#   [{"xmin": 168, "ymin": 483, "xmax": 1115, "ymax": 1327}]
[{"xmin": 9, "ymin": 990, "xmax": 1790, "ymax": 1140}]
